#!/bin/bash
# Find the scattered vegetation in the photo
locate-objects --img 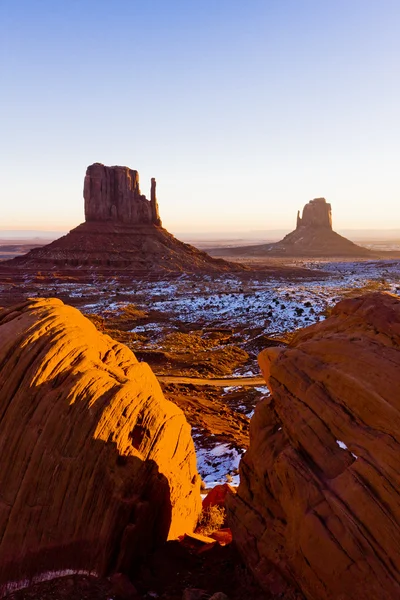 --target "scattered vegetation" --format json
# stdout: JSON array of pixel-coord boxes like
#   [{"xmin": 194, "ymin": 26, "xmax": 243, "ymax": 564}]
[
  {"xmin": 85, "ymin": 313, "xmax": 106, "ymax": 331},
  {"xmin": 197, "ymin": 505, "xmax": 227, "ymax": 536}
]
